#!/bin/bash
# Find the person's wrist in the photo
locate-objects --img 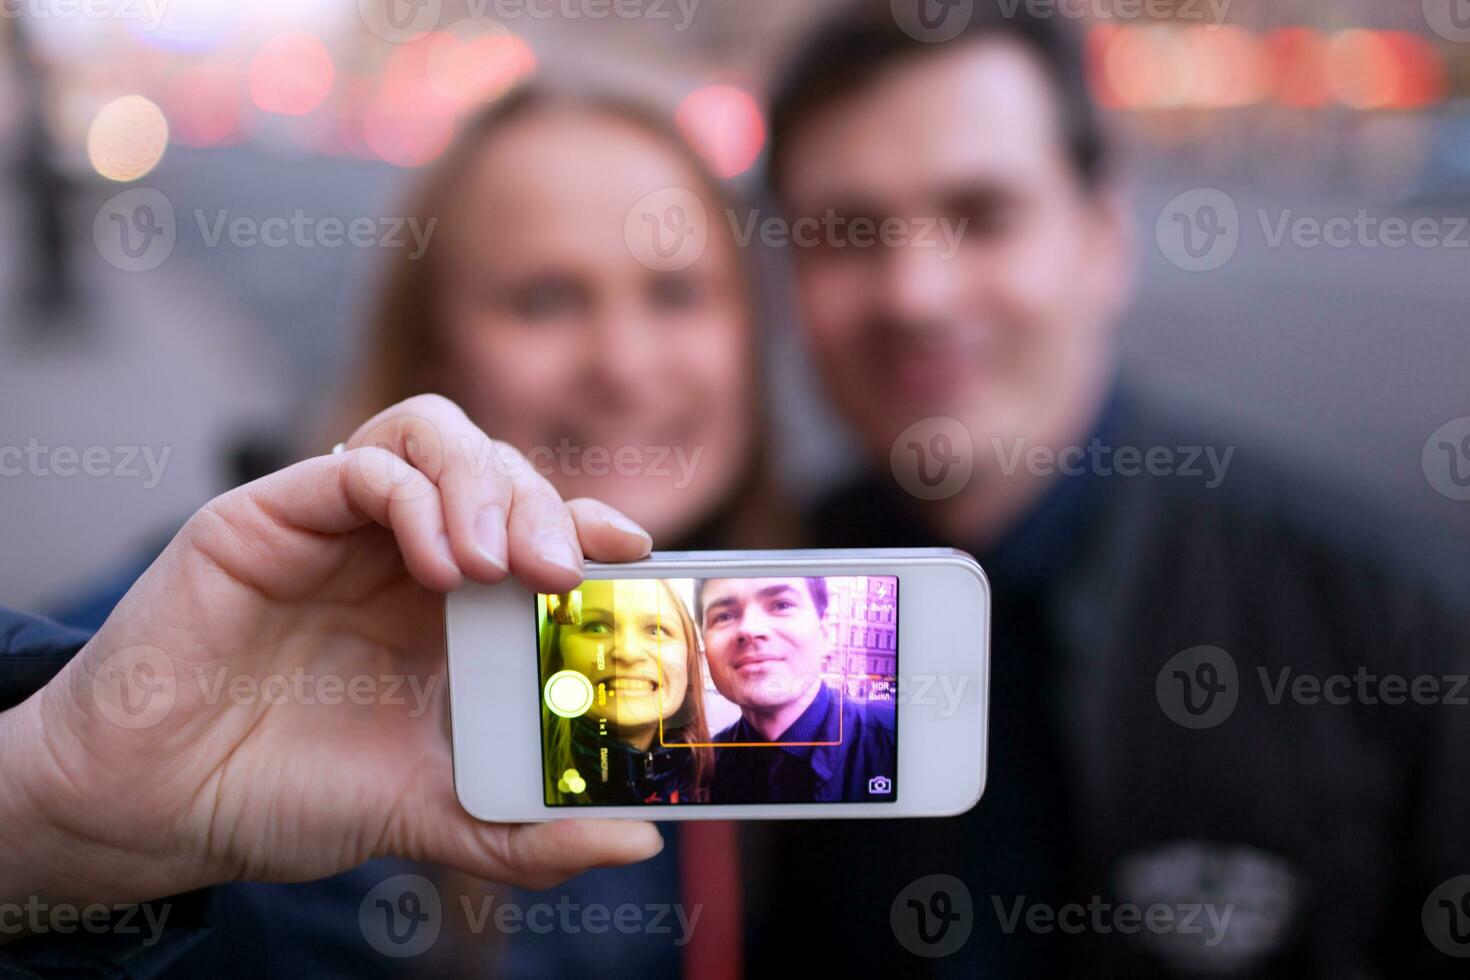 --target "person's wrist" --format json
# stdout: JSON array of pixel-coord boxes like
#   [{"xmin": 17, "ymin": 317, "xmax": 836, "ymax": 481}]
[{"xmin": 0, "ymin": 656, "xmax": 203, "ymax": 912}]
